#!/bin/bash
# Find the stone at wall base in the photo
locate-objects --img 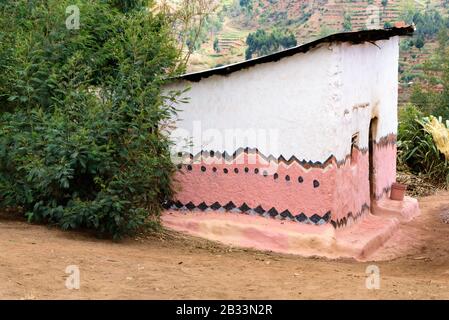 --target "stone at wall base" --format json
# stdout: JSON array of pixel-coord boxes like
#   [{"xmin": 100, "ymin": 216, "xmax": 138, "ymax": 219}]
[{"xmin": 161, "ymin": 211, "xmax": 401, "ymax": 261}]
